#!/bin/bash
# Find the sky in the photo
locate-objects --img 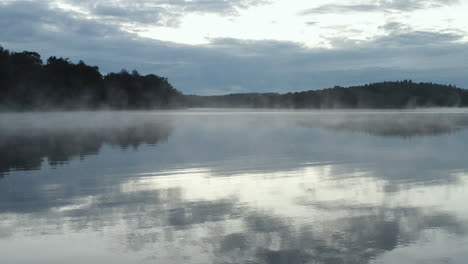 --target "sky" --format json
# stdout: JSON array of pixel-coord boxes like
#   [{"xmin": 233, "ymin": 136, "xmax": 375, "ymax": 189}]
[{"xmin": 1, "ymin": 0, "xmax": 468, "ymax": 94}]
